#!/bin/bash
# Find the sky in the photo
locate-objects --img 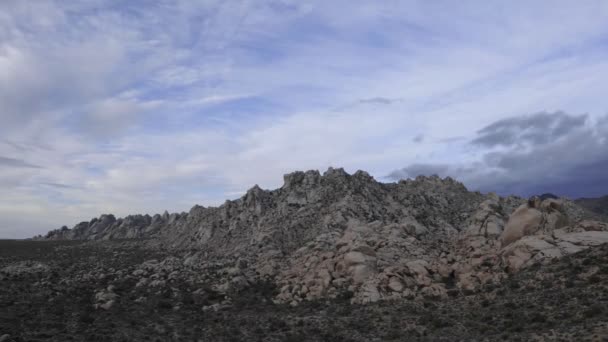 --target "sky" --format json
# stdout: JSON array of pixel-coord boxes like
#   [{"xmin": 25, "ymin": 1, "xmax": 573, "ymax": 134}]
[{"xmin": 1, "ymin": 0, "xmax": 608, "ymax": 238}]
